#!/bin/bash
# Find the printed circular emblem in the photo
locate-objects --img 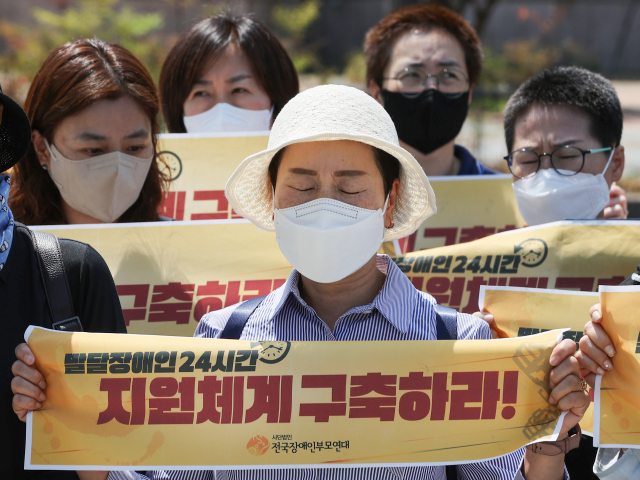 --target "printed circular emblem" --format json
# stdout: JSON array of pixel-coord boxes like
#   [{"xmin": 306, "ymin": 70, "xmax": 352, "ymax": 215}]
[
  {"xmin": 258, "ymin": 341, "xmax": 291, "ymax": 364},
  {"xmin": 246, "ymin": 435, "xmax": 270, "ymax": 456},
  {"xmin": 514, "ymin": 238, "xmax": 548, "ymax": 268},
  {"xmin": 157, "ymin": 151, "xmax": 183, "ymax": 181}
]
